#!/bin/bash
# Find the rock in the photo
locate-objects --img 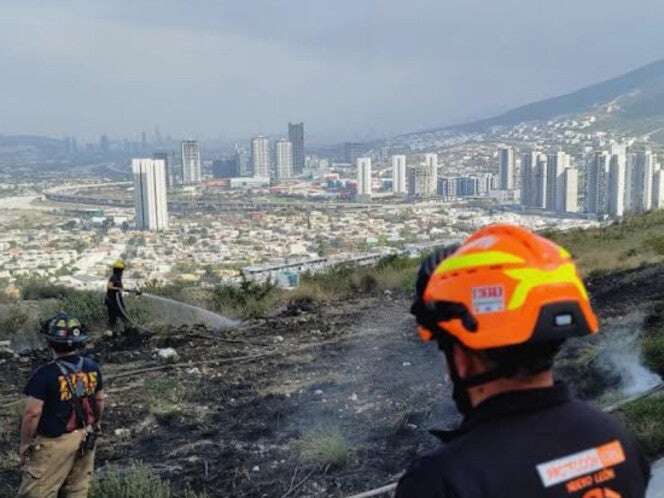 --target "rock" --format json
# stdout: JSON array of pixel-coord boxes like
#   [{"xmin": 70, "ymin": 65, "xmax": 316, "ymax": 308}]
[
  {"xmin": 157, "ymin": 347, "xmax": 179, "ymax": 362},
  {"xmin": 274, "ymin": 335, "xmax": 285, "ymax": 343},
  {"xmin": 114, "ymin": 428, "xmax": 131, "ymax": 438},
  {"xmin": 402, "ymin": 361, "xmax": 412, "ymax": 367},
  {"xmin": 350, "ymin": 393, "xmax": 359, "ymax": 402},
  {"xmin": 186, "ymin": 367, "xmax": 201, "ymax": 375},
  {"xmin": 314, "ymin": 389, "xmax": 324, "ymax": 396},
  {"xmin": 252, "ymin": 465, "xmax": 260, "ymax": 472},
  {"xmin": 103, "ymin": 330, "xmax": 114, "ymax": 338}
]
